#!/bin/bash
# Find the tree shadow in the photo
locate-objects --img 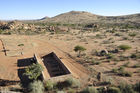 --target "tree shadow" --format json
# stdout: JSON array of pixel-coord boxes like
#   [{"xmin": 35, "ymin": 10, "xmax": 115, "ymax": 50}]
[
  {"xmin": 17, "ymin": 58, "xmax": 34, "ymax": 88},
  {"xmin": 17, "ymin": 58, "xmax": 34, "ymax": 67},
  {"xmin": 0, "ymin": 79, "xmax": 19, "ymax": 86}
]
